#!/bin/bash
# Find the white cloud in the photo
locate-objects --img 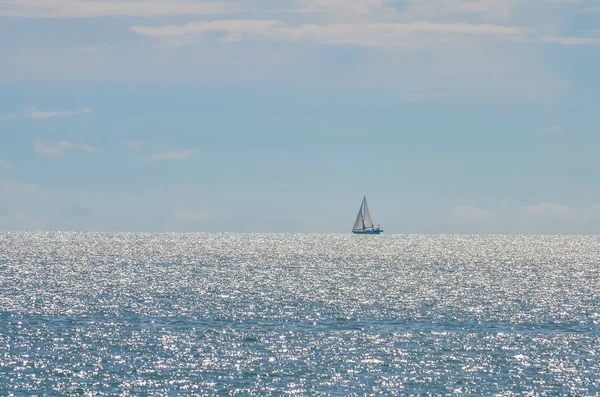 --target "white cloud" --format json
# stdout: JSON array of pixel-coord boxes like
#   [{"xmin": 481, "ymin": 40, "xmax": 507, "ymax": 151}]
[
  {"xmin": 34, "ymin": 140, "xmax": 99, "ymax": 157},
  {"xmin": 128, "ymin": 18, "xmax": 571, "ymax": 103},
  {"xmin": 402, "ymin": 0, "xmax": 525, "ymax": 20},
  {"xmin": 132, "ymin": 20, "xmax": 600, "ymax": 49},
  {"xmin": 520, "ymin": 202, "xmax": 582, "ymax": 222},
  {"xmin": 0, "ymin": 0, "xmax": 239, "ymax": 18},
  {"xmin": 132, "ymin": 20, "xmax": 525, "ymax": 48},
  {"xmin": 291, "ymin": 0, "xmax": 530, "ymax": 20},
  {"xmin": 452, "ymin": 205, "xmax": 496, "ymax": 223},
  {"xmin": 543, "ymin": 35, "xmax": 600, "ymax": 45},
  {"xmin": 0, "ymin": 160, "xmax": 14, "ymax": 170},
  {"xmin": 0, "ymin": 114, "xmax": 18, "ymax": 120},
  {"xmin": 515, "ymin": 202, "xmax": 600, "ymax": 234},
  {"xmin": 293, "ymin": 0, "xmax": 598, "ymax": 22},
  {"xmin": 27, "ymin": 106, "xmax": 92, "ymax": 119},
  {"xmin": 0, "ymin": 0, "xmax": 582, "ymax": 104},
  {"xmin": 426, "ymin": 205, "xmax": 497, "ymax": 233},
  {"xmin": 145, "ymin": 149, "xmax": 193, "ymax": 162},
  {"xmin": 0, "ymin": 0, "xmax": 593, "ymax": 20},
  {"xmin": 544, "ymin": 125, "xmax": 563, "ymax": 135},
  {"xmin": 293, "ymin": 0, "xmax": 393, "ymax": 14},
  {"xmin": 125, "ymin": 140, "xmax": 142, "ymax": 149}
]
